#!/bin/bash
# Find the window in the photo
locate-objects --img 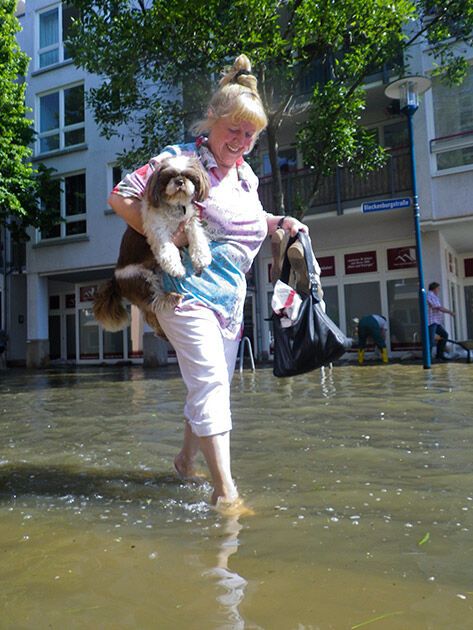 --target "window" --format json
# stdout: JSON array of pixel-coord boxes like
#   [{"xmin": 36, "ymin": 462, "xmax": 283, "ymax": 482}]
[
  {"xmin": 344, "ymin": 282, "xmax": 381, "ymax": 341},
  {"xmin": 383, "ymin": 121, "xmax": 408, "ymax": 150},
  {"xmin": 322, "ymin": 286, "xmax": 340, "ymax": 327},
  {"xmin": 38, "ymin": 3, "xmax": 79, "ymax": 69},
  {"xmin": 38, "ymin": 84, "xmax": 85, "ymax": 154},
  {"xmin": 41, "ymin": 173, "xmax": 87, "ymax": 240},
  {"xmin": 465, "ymin": 286, "xmax": 473, "ymax": 339},
  {"xmin": 112, "ymin": 165, "xmax": 123, "ymax": 188},
  {"xmin": 387, "ymin": 278, "xmax": 421, "ymax": 350},
  {"xmin": 431, "ymin": 67, "xmax": 473, "ymax": 171}
]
